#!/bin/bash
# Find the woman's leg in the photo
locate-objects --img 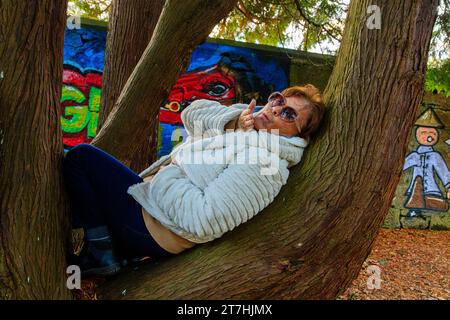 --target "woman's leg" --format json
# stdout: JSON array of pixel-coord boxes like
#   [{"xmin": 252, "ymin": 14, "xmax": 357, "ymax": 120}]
[
  {"xmin": 62, "ymin": 143, "xmax": 142, "ymax": 232},
  {"xmin": 62, "ymin": 143, "xmax": 172, "ymax": 275}
]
